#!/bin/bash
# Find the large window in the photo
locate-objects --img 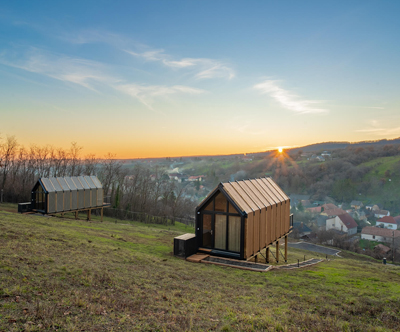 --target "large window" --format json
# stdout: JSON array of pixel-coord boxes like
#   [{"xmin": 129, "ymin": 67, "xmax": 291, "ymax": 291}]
[{"xmin": 200, "ymin": 191, "xmax": 241, "ymax": 253}]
